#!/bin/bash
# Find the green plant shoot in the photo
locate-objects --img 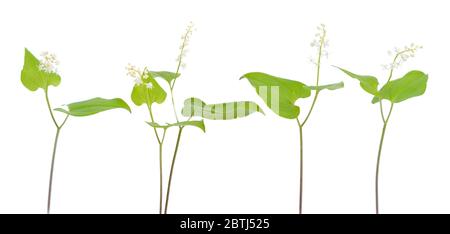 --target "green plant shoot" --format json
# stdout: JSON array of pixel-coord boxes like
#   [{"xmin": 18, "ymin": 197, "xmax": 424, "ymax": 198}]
[
  {"xmin": 241, "ymin": 24, "xmax": 344, "ymax": 214},
  {"xmin": 126, "ymin": 22, "xmax": 263, "ymax": 214},
  {"xmin": 21, "ymin": 49, "xmax": 131, "ymax": 214},
  {"xmin": 336, "ymin": 43, "xmax": 428, "ymax": 214}
]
